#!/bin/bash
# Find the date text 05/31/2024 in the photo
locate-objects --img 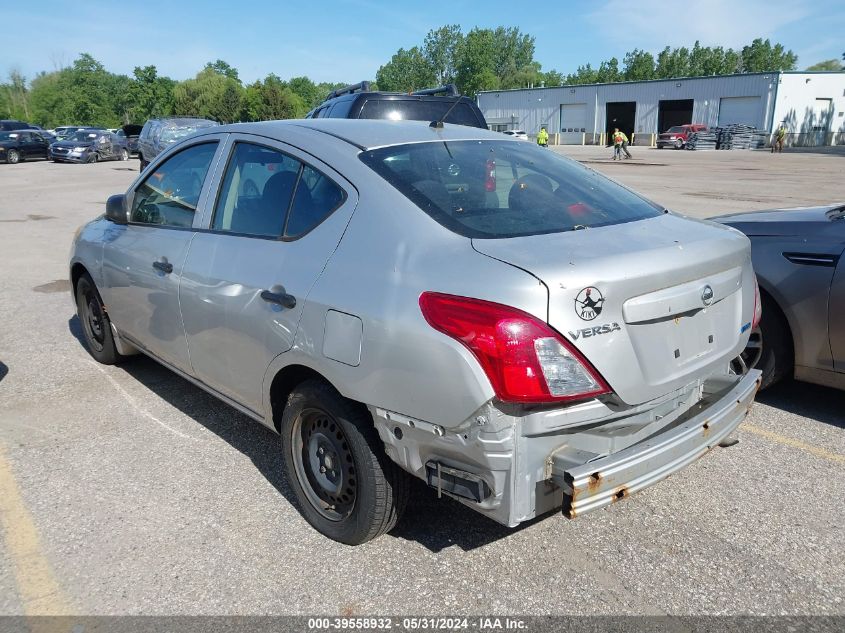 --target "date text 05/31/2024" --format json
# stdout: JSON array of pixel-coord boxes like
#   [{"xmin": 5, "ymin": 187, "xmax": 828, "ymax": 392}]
[{"xmin": 307, "ymin": 617, "xmax": 529, "ymax": 630}]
